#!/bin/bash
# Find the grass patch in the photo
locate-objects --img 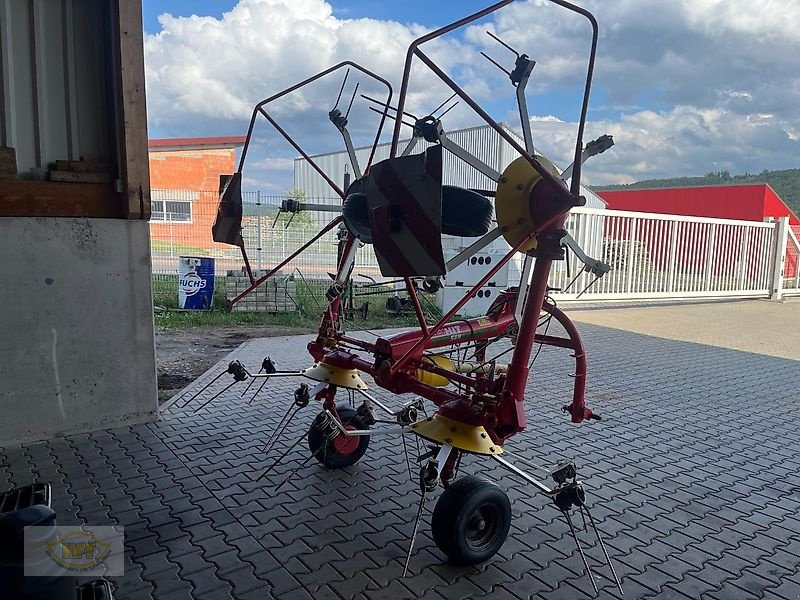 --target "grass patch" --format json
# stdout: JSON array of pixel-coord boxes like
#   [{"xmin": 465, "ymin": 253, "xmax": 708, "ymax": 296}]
[
  {"xmin": 154, "ymin": 309, "xmax": 321, "ymax": 329},
  {"xmin": 151, "ymin": 238, "xmax": 209, "ymax": 256},
  {"xmin": 153, "ymin": 275, "xmax": 424, "ymax": 331}
]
